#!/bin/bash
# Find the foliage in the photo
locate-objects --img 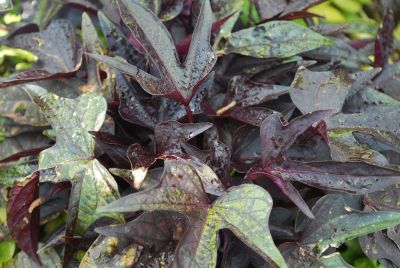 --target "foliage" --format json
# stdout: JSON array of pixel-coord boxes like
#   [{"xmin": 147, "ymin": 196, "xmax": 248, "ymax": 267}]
[{"xmin": 1, "ymin": 0, "xmax": 400, "ymax": 267}]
